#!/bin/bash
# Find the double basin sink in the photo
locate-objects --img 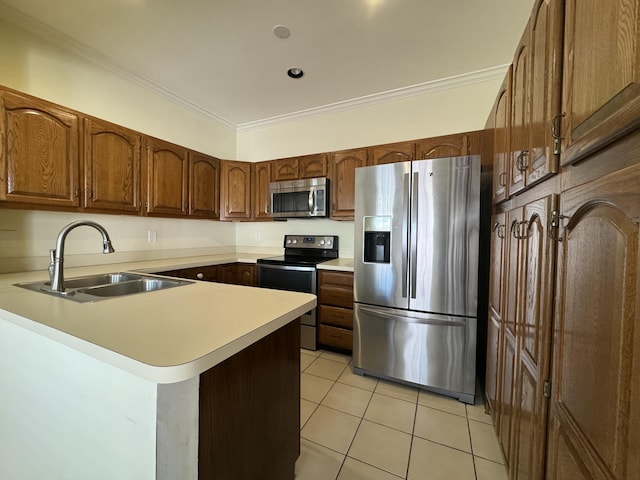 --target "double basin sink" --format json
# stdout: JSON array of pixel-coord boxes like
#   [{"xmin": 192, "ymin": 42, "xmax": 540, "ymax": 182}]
[{"xmin": 15, "ymin": 272, "xmax": 193, "ymax": 303}]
